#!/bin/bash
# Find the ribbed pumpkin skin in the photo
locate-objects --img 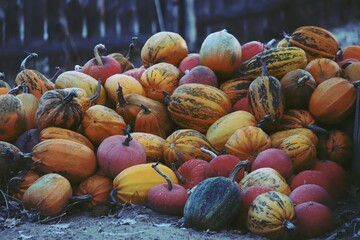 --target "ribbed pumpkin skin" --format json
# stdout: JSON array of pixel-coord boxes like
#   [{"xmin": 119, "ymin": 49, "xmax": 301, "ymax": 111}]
[
  {"xmin": 305, "ymin": 58, "xmax": 341, "ymax": 85},
  {"xmin": 31, "ymin": 139, "xmax": 97, "ymax": 183},
  {"xmin": 206, "ymin": 111, "xmax": 257, "ymax": 151},
  {"xmin": 247, "ymin": 191, "xmax": 296, "ymax": 240},
  {"xmin": 40, "ymin": 127, "xmax": 94, "ymax": 151},
  {"xmin": 219, "ymin": 75, "xmax": 253, "ymax": 104},
  {"xmin": 239, "ymin": 168, "xmax": 291, "ymax": 195},
  {"xmin": 270, "ymin": 128, "xmax": 318, "ymax": 148},
  {"xmin": 339, "ymin": 45, "xmax": 360, "ymax": 61},
  {"xmin": 55, "ymin": 70, "xmax": 107, "ymax": 105},
  {"xmin": 141, "ymin": 31, "xmax": 188, "ymax": 67},
  {"xmin": 224, "ymin": 126, "xmax": 271, "ymax": 165},
  {"xmin": 139, "ymin": 62, "xmax": 181, "ymax": 103},
  {"xmin": 289, "ymin": 26, "xmax": 339, "ymax": 61},
  {"xmin": 75, "ymin": 175, "xmax": 113, "ymax": 208},
  {"xmin": 15, "ymin": 69, "xmax": 54, "ymax": 99},
  {"xmin": 280, "ymin": 69, "xmax": 316, "ymax": 109},
  {"xmin": 199, "ymin": 29, "xmax": 242, "ymax": 77},
  {"xmin": 0, "ymin": 94, "xmax": 27, "ymax": 142},
  {"xmin": 248, "ymin": 74, "xmax": 284, "ymax": 133},
  {"xmin": 239, "ymin": 47, "xmax": 307, "ymax": 79},
  {"xmin": 112, "ymin": 163, "xmax": 178, "ymax": 205},
  {"xmin": 82, "ymin": 105, "xmax": 127, "ymax": 146},
  {"xmin": 134, "ymin": 105, "xmax": 167, "ymax": 138},
  {"xmin": 183, "ymin": 177, "xmax": 241, "ymax": 230},
  {"xmin": 163, "ymin": 129, "xmax": 219, "ymax": 168},
  {"xmin": 277, "ymin": 134, "xmax": 317, "ymax": 173},
  {"xmin": 9, "ymin": 170, "xmax": 41, "ymax": 200},
  {"xmin": 34, "ymin": 90, "xmax": 83, "ymax": 131},
  {"xmin": 23, "ymin": 173, "xmax": 72, "ymax": 217},
  {"xmin": 131, "ymin": 132, "xmax": 165, "ymax": 163},
  {"xmin": 309, "ymin": 77, "xmax": 356, "ymax": 124},
  {"xmin": 278, "ymin": 109, "xmax": 316, "ymax": 130},
  {"xmin": 167, "ymin": 83, "xmax": 232, "ymax": 133}
]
